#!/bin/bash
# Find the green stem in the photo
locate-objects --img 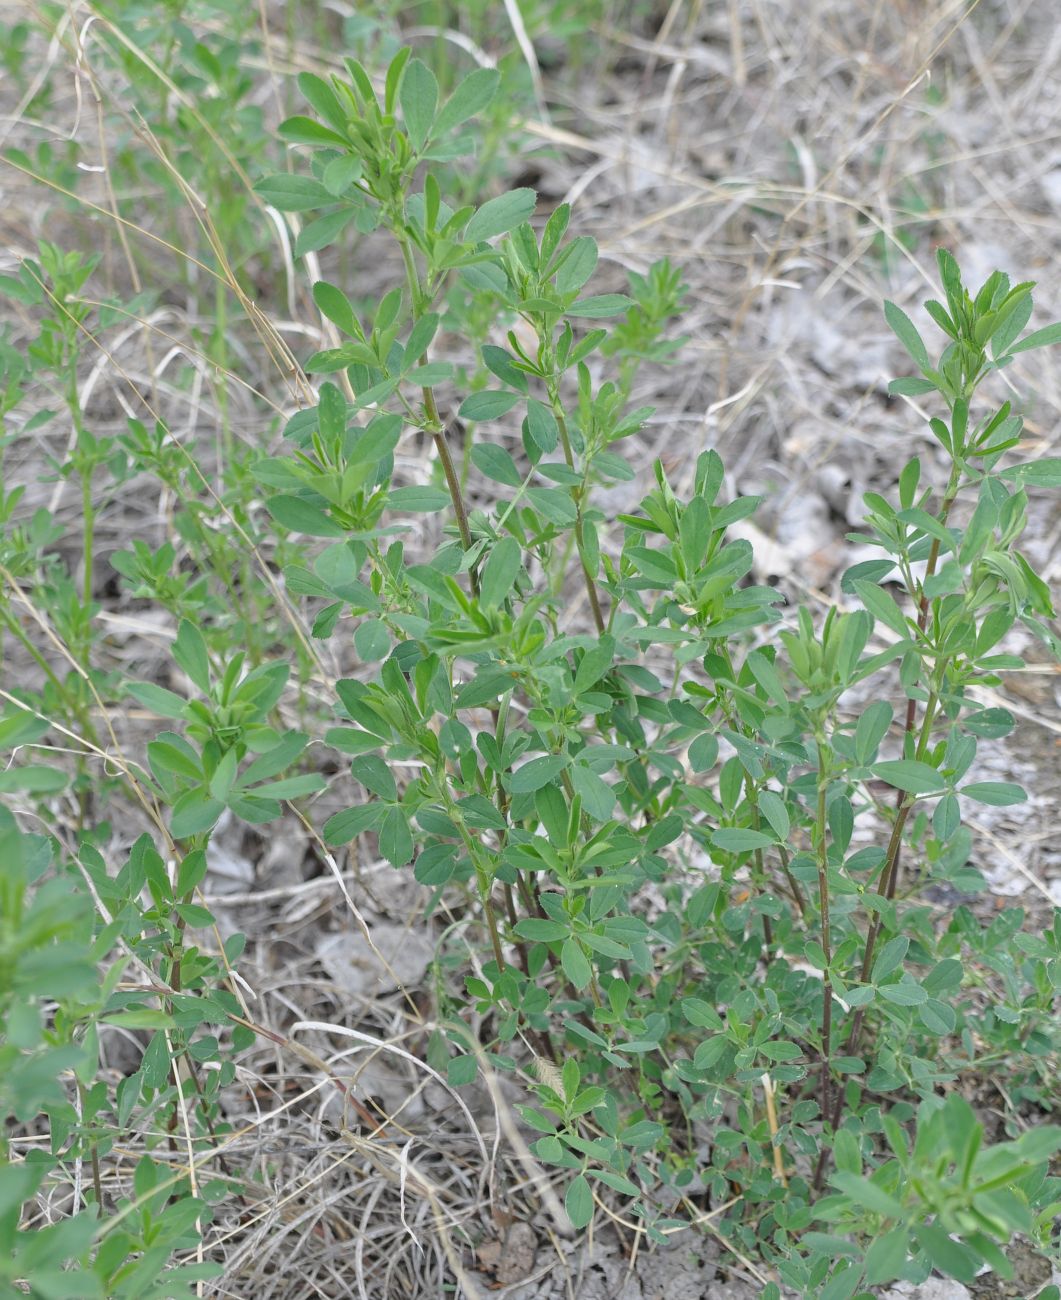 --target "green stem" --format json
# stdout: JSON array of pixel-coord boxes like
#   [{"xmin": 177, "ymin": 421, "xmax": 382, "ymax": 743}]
[
  {"xmin": 552, "ymin": 401, "xmax": 605, "ymax": 634},
  {"xmin": 394, "ymin": 233, "xmax": 476, "ymax": 563},
  {"xmin": 80, "ymin": 469, "xmax": 94, "ymax": 616},
  {"xmin": 814, "ymin": 741, "xmax": 833, "ymax": 1125},
  {"xmin": 76, "ymin": 1077, "xmax": 104, "ymax": 1210},
  {"xmin": 814, "ymin": 686, "xmax": 943, "ymax": 1190},
  {"xmin": 423, "ymin": 386, "xmax": 474, "ymax": 556},
  {"xmin": 65, "ymin": 370, "xmax": 95, "ymax": 640}
]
